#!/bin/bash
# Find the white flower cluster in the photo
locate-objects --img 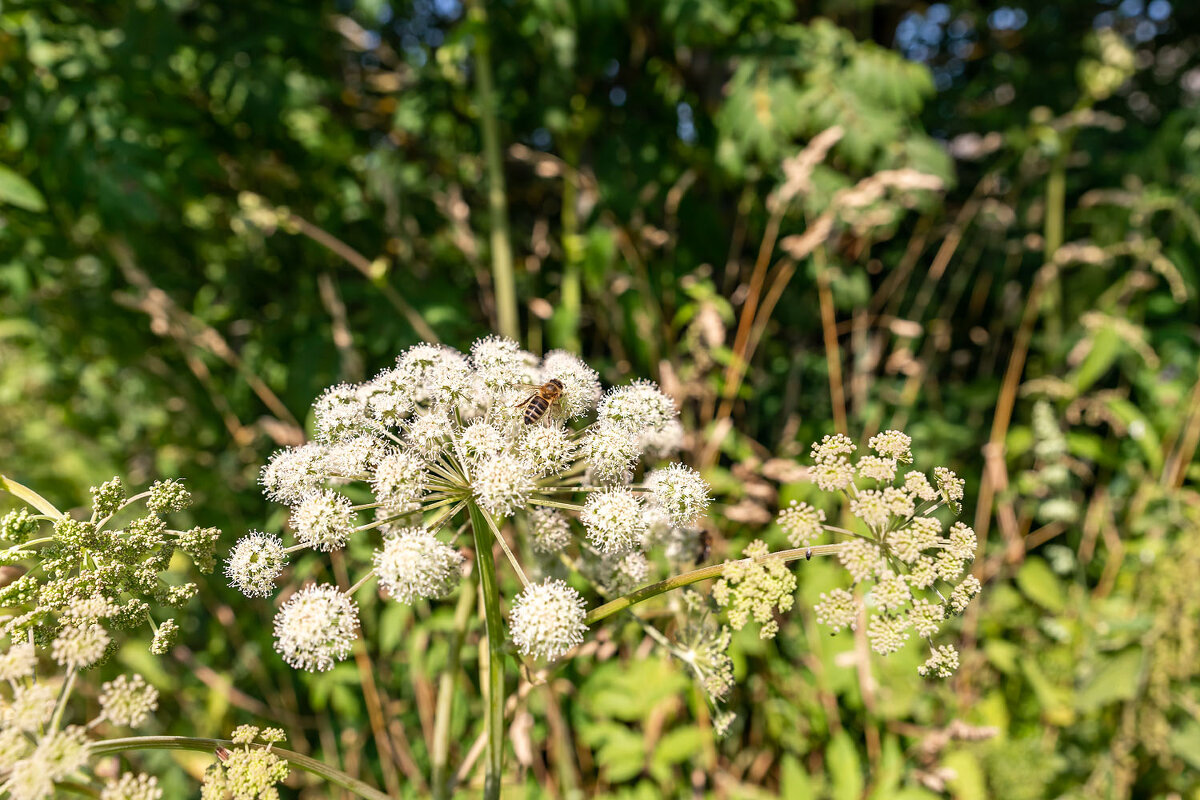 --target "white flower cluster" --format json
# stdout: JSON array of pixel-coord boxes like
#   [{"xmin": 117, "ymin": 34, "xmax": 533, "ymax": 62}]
[
  {"xmin": 236, "ymin": 337, "xmax": 712, "ymax": 669},
  {"xmin": 201, "ymin": 725, "xmax": 289, "ymax": 800},
  {"xmin": 0, "ymin": 640, "xmax": 161, "ymax": 800},
  {"xmin": 0, "ymin": 475, "xmax": 220, "ymax": 799},
  {"xmin": 790, "ymin": 431, "xmax": 981, "ymax": 677}
]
